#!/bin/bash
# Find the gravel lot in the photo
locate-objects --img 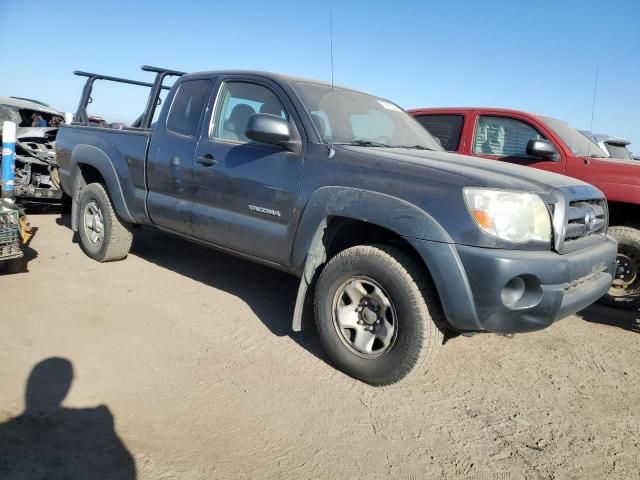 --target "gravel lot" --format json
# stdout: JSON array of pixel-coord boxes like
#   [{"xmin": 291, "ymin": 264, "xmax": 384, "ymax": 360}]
[{"xmin": 1, "ymin": 213, "xmax": 639, "ymax": 479}]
